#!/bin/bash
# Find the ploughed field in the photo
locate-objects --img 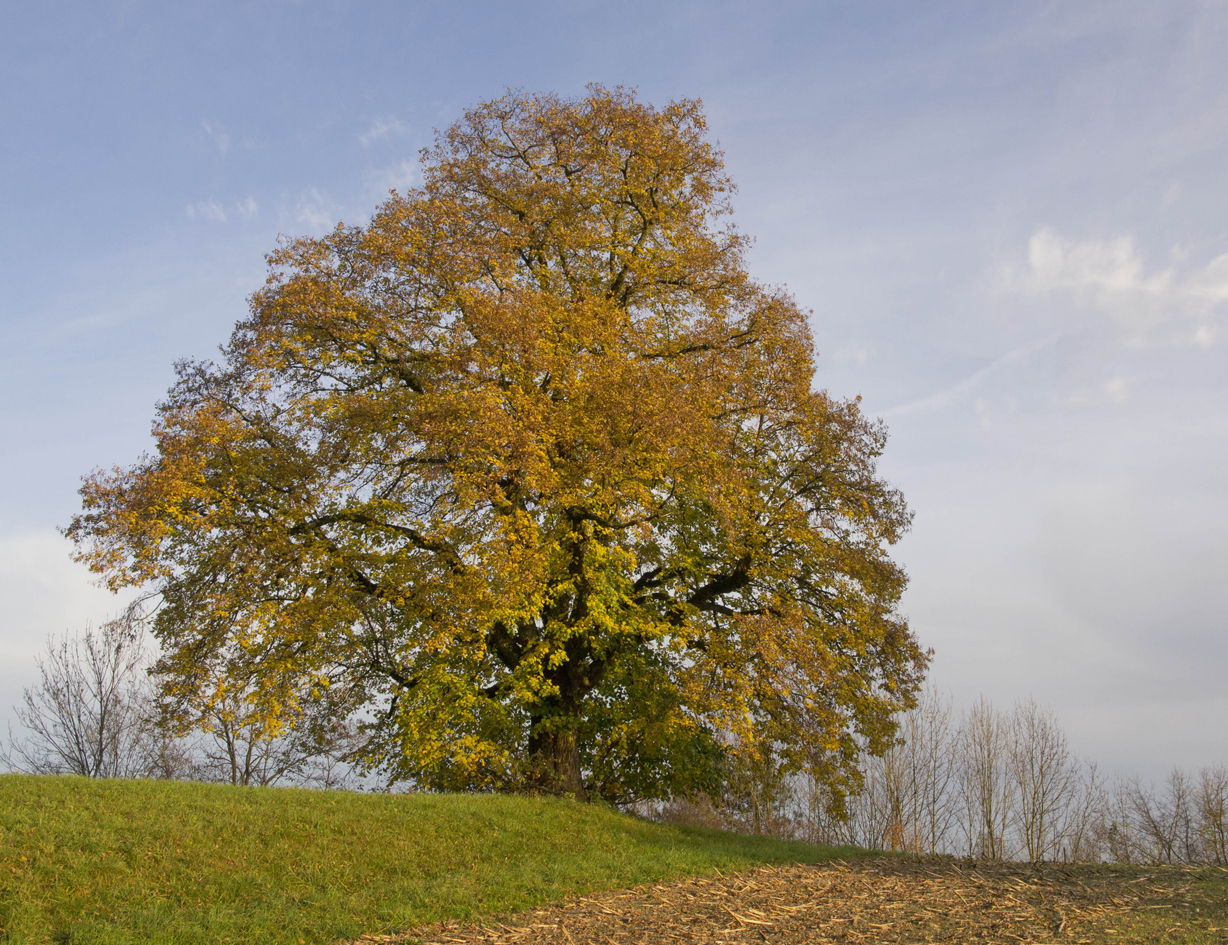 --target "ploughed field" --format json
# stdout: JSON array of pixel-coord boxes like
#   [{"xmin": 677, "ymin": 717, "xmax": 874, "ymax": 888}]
[{"xmin": 365, "ymin": 859, "xmax": 1228, "ymax": 945}]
